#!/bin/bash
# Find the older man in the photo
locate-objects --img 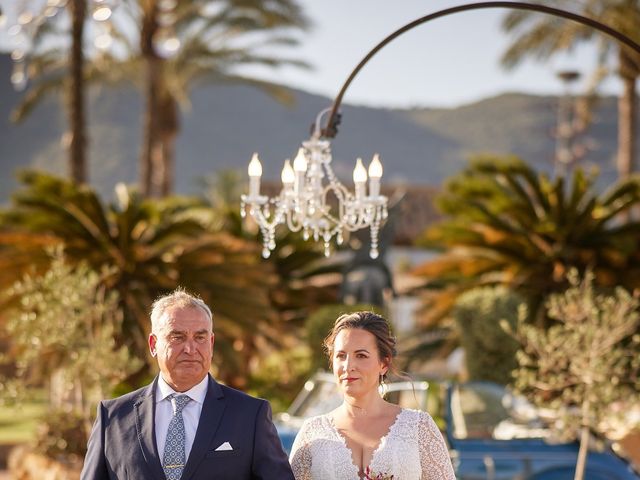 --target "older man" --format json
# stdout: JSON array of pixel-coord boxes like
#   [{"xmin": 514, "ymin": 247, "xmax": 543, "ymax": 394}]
[{"xmin": 81, "ymin": 289, "xmax": 294, "ymax": 480}]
